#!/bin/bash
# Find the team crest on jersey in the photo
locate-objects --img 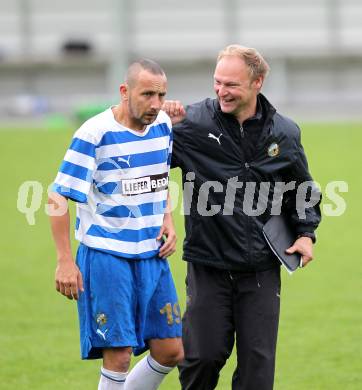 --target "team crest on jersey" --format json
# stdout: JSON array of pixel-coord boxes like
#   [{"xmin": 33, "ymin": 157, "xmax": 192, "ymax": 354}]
[
  {"xmin": 267, "ymin": 143, "xmax": 280, "ymax": 157},
  {"xmin": 96, "ymin": 313, "xmax": 107, "ymax": 325}
]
